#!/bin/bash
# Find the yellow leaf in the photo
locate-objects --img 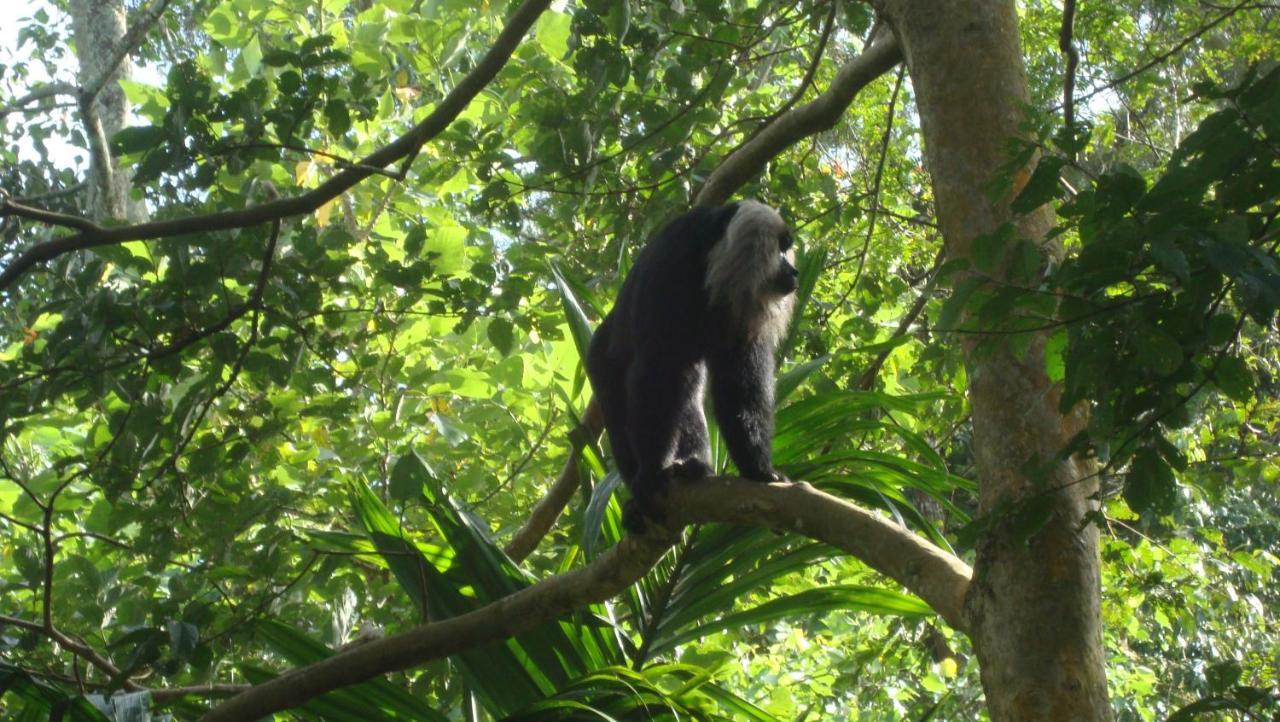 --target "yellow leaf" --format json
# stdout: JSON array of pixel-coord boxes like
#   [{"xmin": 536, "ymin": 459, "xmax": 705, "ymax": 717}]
[
  {"xmin": 295, "ymin": 160, "xmax": 312, "ymax": 184},
  {"xmin": 940, "ymin": 657, "xmax": 958, "ymax": 678},
  {"xmin": 315, "ymin": 199, "xmax": 333, "ymax": 226}
]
